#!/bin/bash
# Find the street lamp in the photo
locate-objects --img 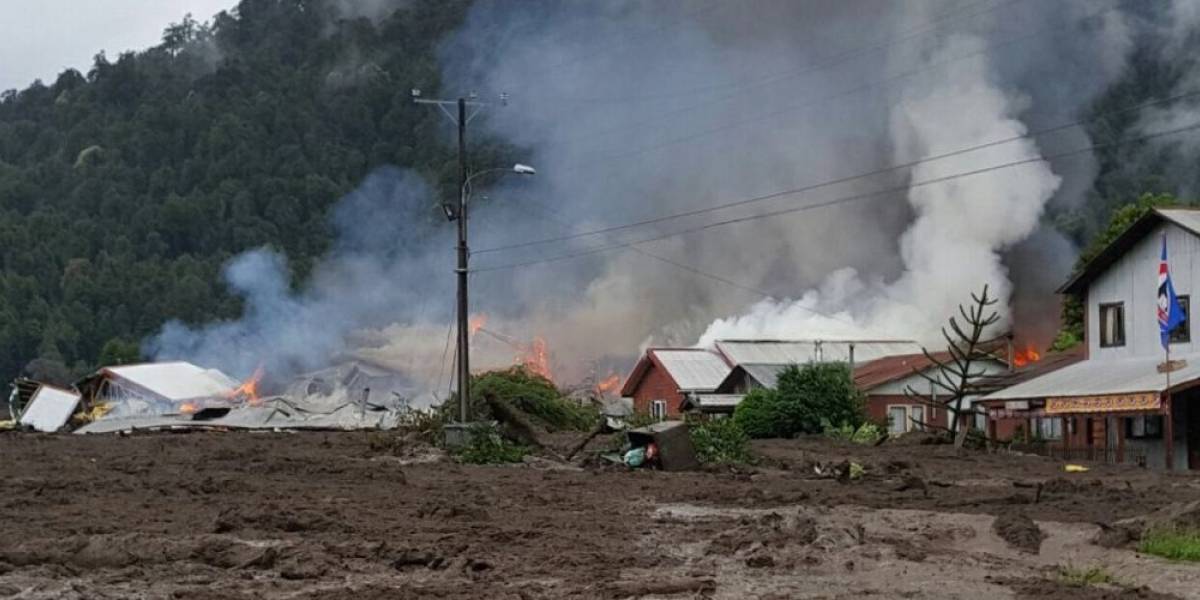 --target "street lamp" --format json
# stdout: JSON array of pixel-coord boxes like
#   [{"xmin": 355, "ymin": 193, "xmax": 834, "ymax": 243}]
[{"xmin": 451, "ymin": 163, "xmax": 536, "ymax": 424}]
